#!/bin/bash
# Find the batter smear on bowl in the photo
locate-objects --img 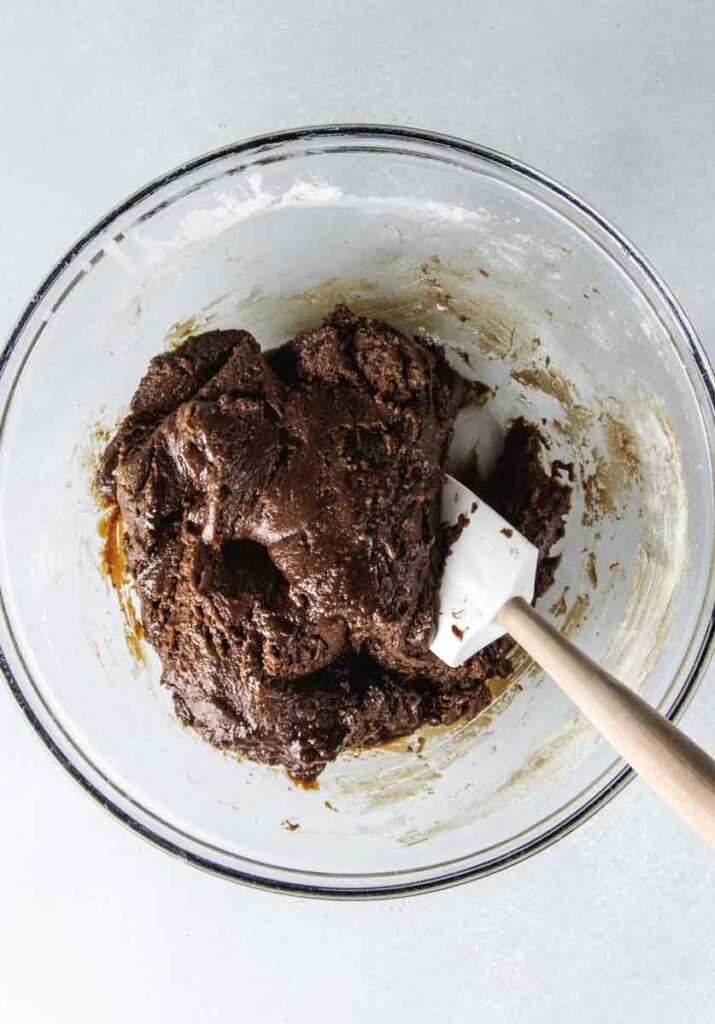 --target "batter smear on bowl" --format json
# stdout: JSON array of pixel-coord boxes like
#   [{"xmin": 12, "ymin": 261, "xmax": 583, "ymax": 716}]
[{"xmin": 97, "ymin": 305, "xmax": 570, "ymax": 781}]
